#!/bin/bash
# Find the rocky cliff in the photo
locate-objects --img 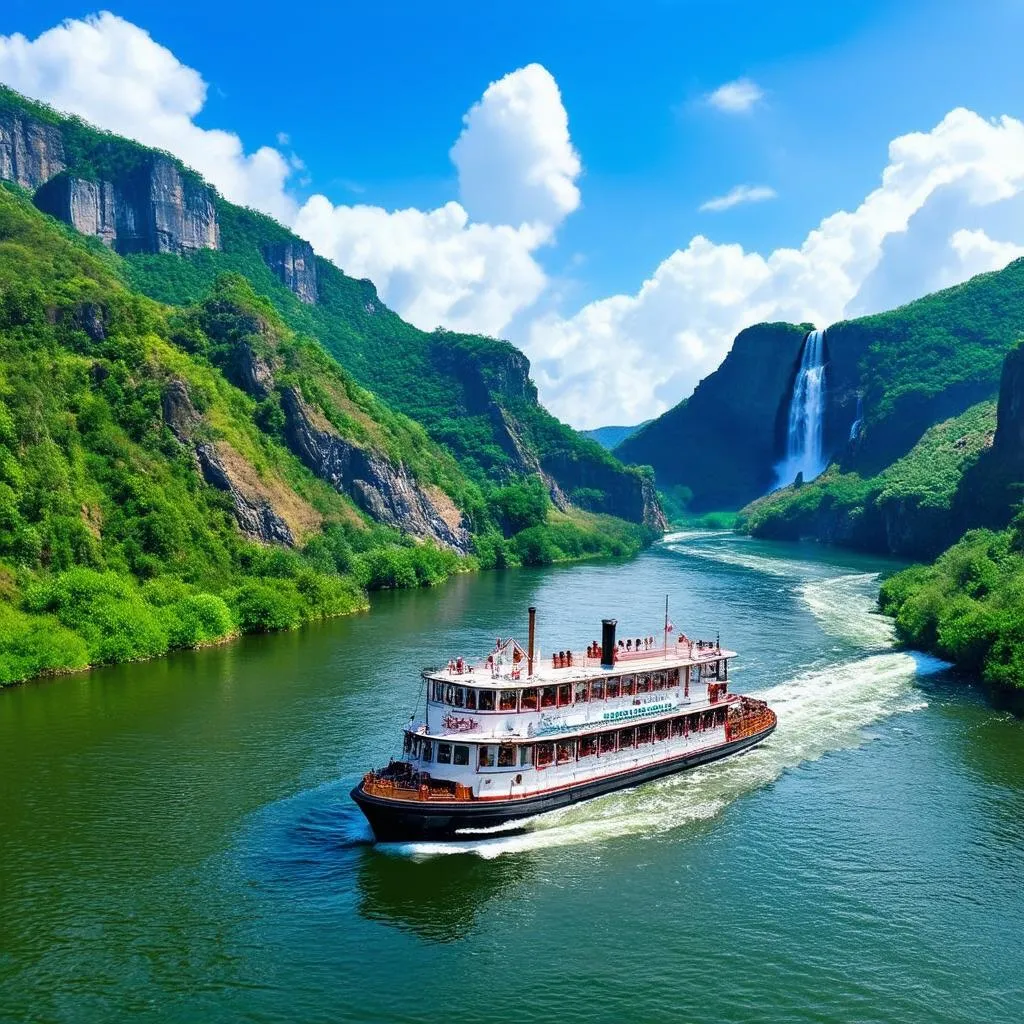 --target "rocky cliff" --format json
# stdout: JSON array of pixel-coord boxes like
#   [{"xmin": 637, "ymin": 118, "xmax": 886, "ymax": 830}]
[
  {"xmin": 618, "ymin": 322, "xmax": 810, "ymax": 510},
  {"xmin": 262, "ymin": 241, "xmax": 317, "ymax": 304},
  {"xmin": 280, "ymin": 387, "xmax": 471, "ymax": 553},
  {"xmin": 161, "ymin": 378, "xmax": 295, "ymax": 545},
  {"xmin": 33, "ymin": 159, "xmax": 219, "ymax": 255},
  {"xmin": 0, "ymin": 108, "xmax": 65, "ymax": 189}
]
